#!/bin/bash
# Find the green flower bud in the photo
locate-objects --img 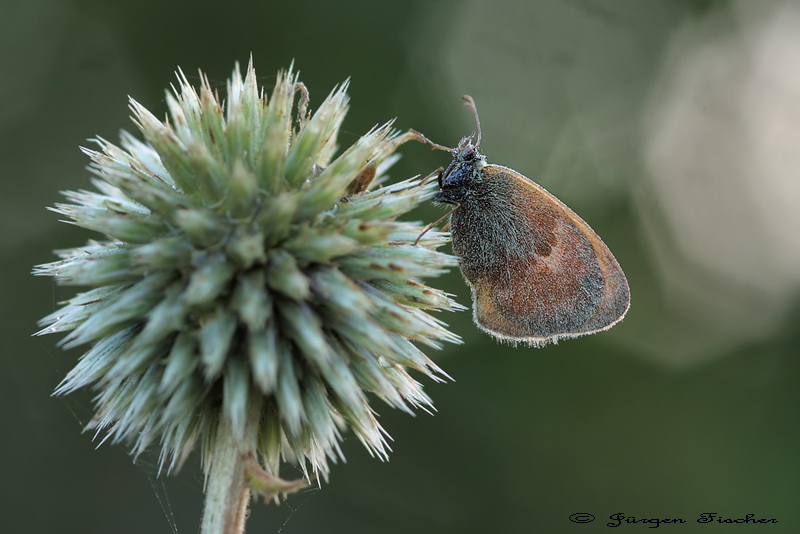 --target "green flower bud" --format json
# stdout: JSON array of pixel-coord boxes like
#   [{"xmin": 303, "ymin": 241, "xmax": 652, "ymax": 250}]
[{"xmin": 34, "ymin": 59, "xmax": 461, "ymax": 497}]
